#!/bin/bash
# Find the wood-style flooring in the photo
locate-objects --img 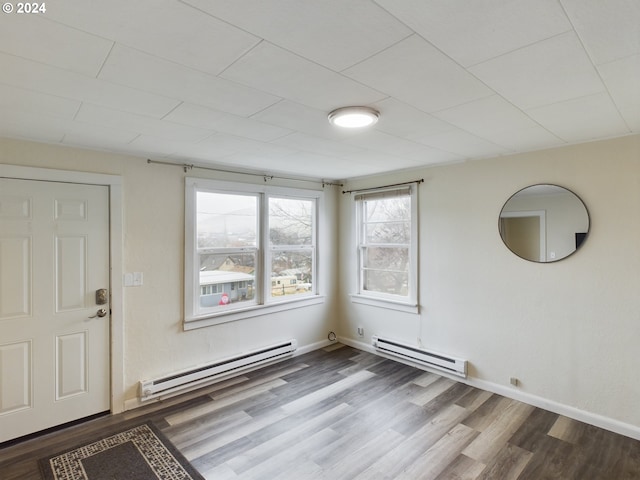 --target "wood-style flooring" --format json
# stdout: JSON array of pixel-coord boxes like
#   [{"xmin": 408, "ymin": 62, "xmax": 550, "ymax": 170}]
[{"xmin": 2, "ymin": 344, "xmax": 639, "ymax": 479}]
